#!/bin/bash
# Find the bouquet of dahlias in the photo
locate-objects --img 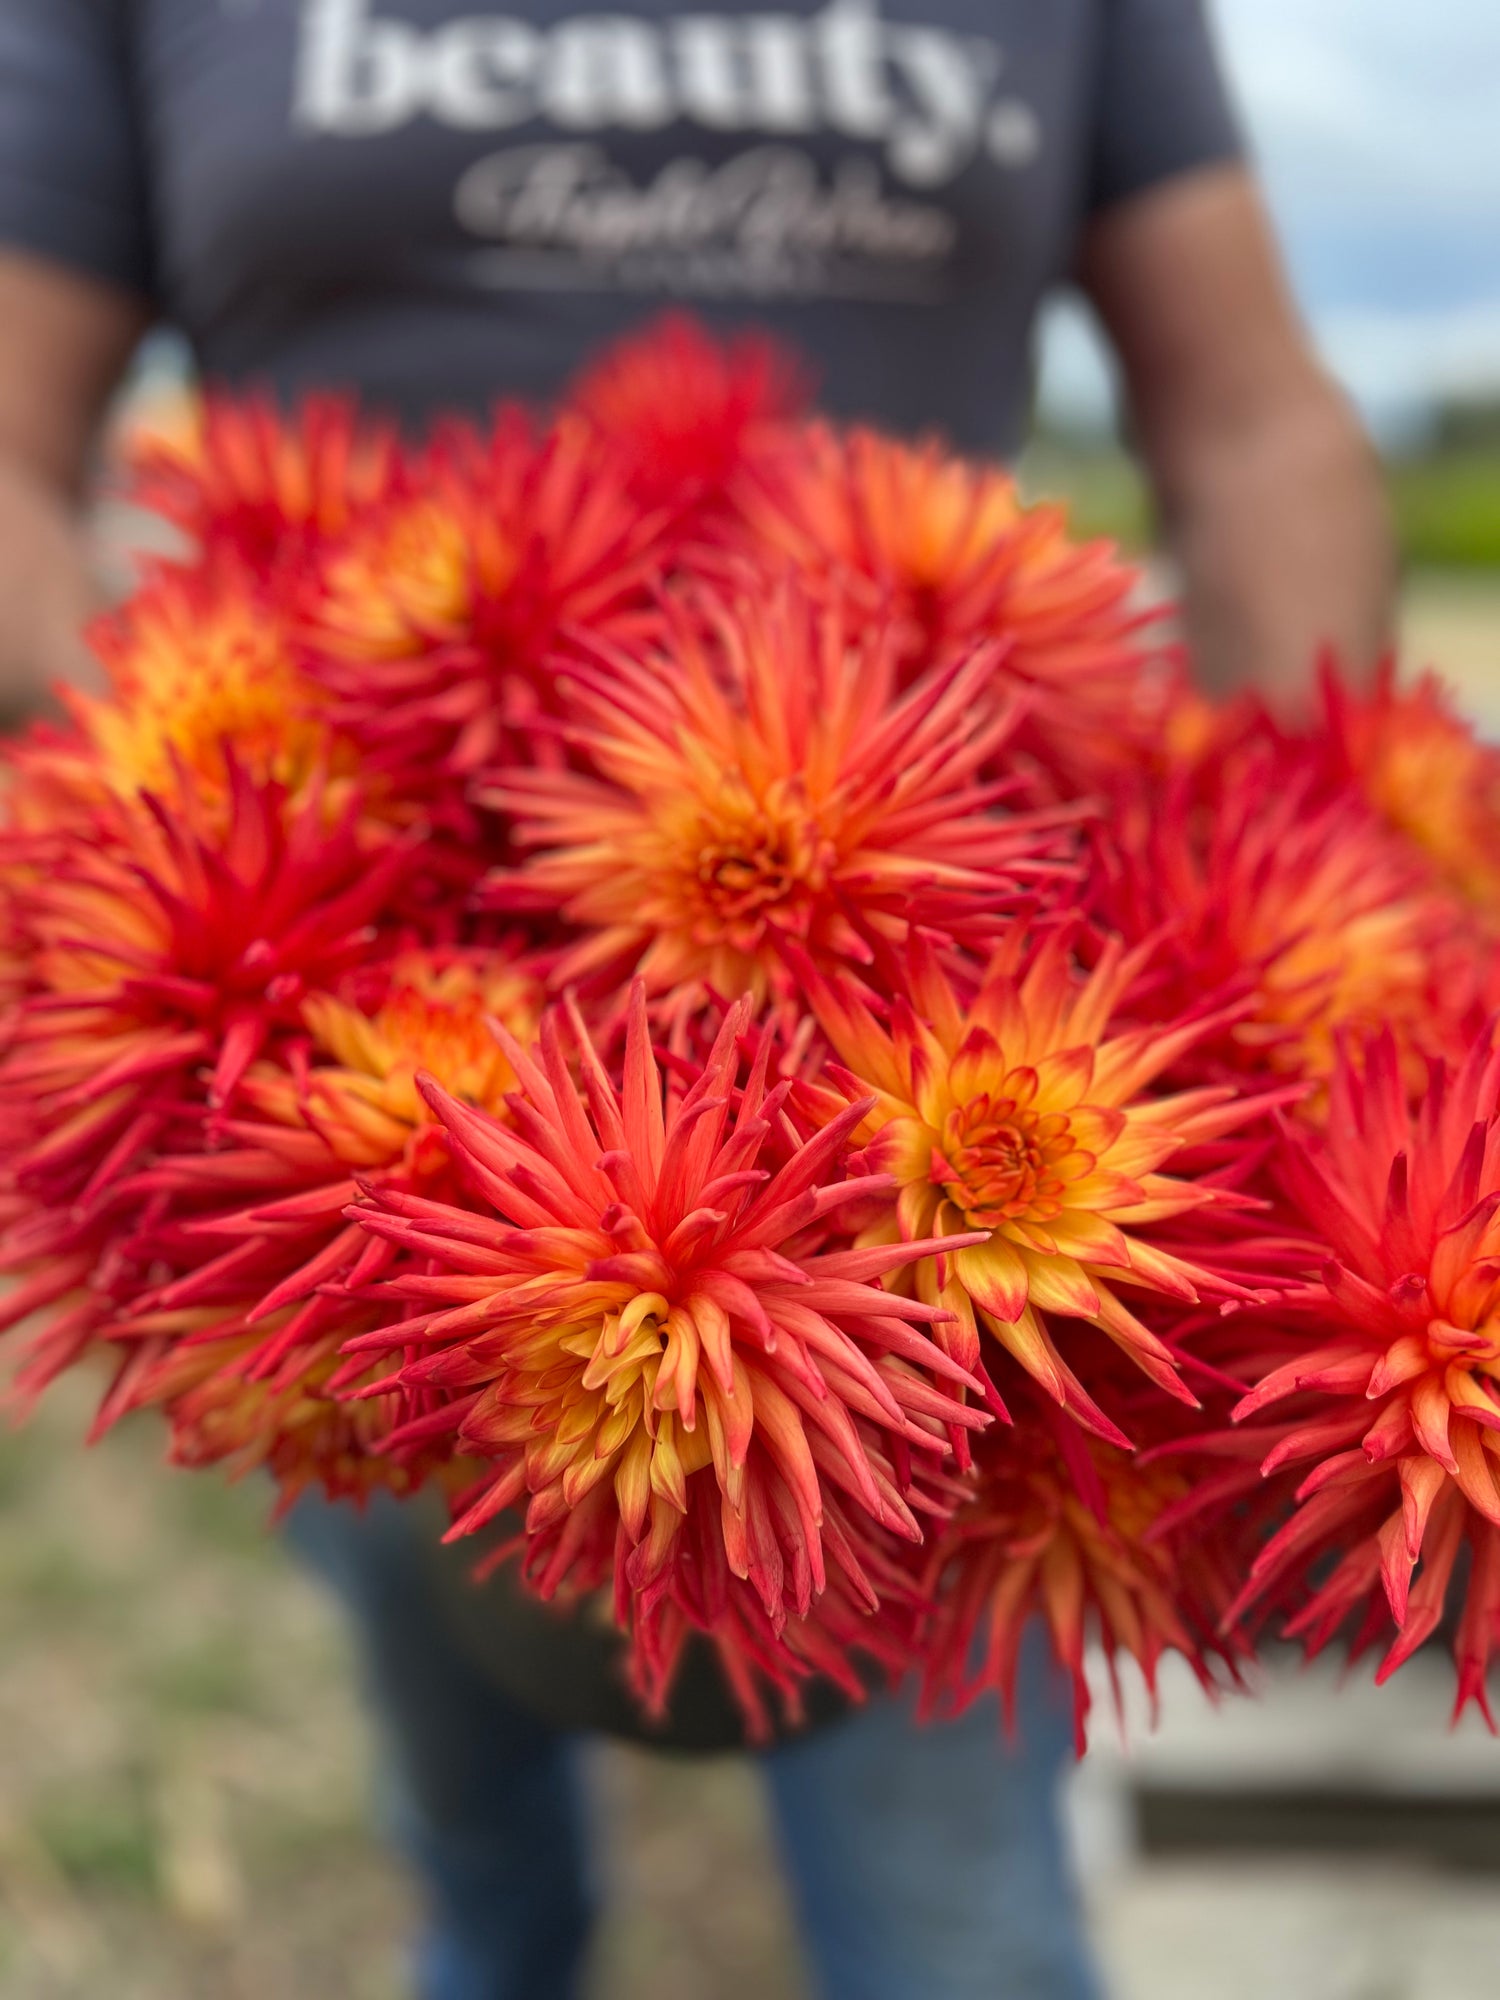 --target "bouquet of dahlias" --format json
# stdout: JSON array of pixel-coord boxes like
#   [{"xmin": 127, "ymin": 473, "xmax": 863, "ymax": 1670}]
[{"xmin": 4, "ymin": 313, "xmax": 1500, "ymax": 1746}]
